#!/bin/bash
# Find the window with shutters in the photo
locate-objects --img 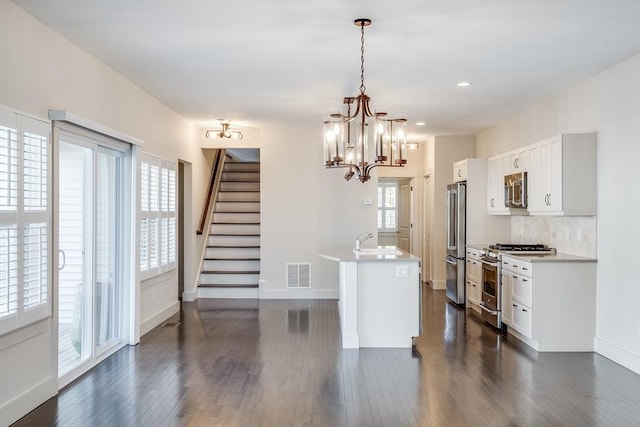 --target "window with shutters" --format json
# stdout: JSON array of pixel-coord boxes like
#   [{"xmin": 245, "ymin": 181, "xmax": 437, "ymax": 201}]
[
  {"xmin": 0, "ymin": 108, "xmax": 51, "ymax": 335},
  {"xmin": 138, "ymin": 152, "xmax": 176, "ymax": 280},
  {"xmin": 377, "ymin": 181, "xmax": 398, "ymax": 232}
]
